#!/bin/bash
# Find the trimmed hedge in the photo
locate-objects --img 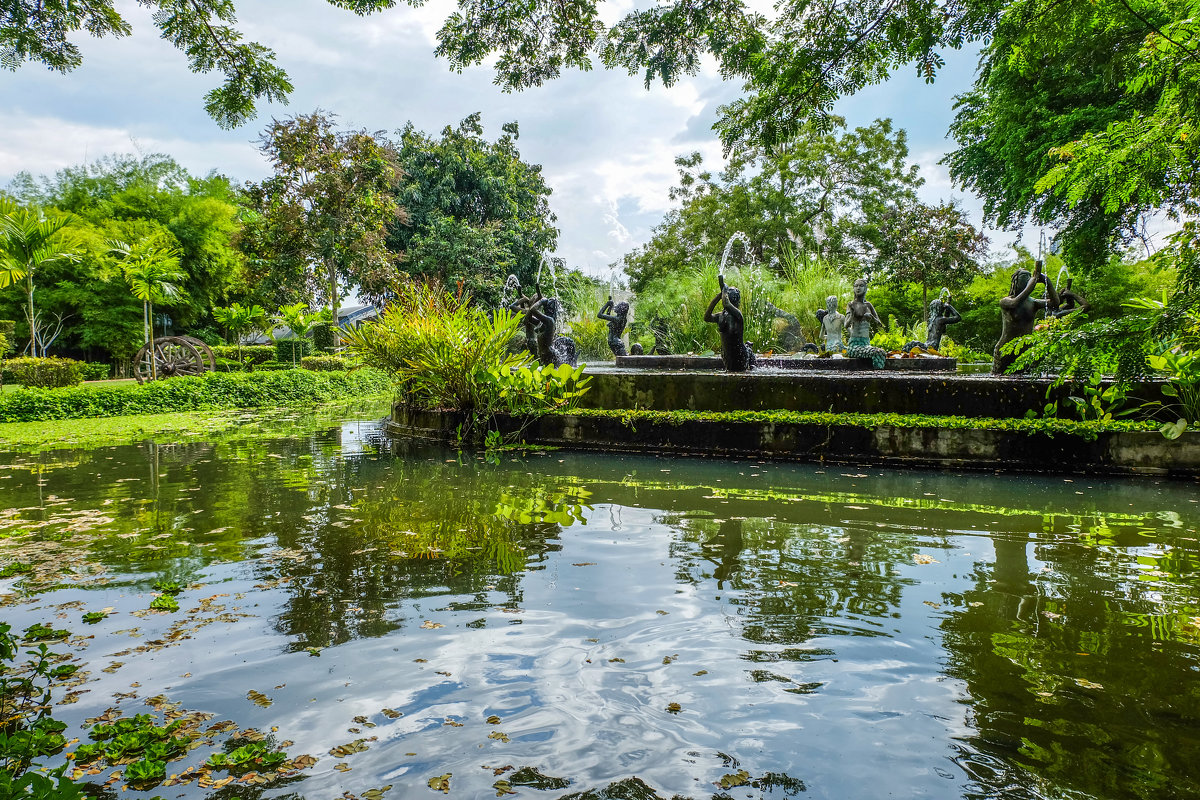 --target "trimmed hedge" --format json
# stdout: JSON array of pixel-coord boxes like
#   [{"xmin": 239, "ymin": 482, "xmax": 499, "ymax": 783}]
[
  {"xmin": 276, "ymin": 338, "xmax": 312, "ymax": 362},
  {"xmin": 0, "ymin": 368, "xmax": 392, "ymax": 423},
  {"xmin": 301, "ymin": 355, "xmax": 351, "ymax": 371},
  {"xmin": 3, "ymin": 357, "xmax": 85, "ymax": 388},
  {"xmin": 209, "ymin": 344, "xmax": 275, "ymax": 364}
]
